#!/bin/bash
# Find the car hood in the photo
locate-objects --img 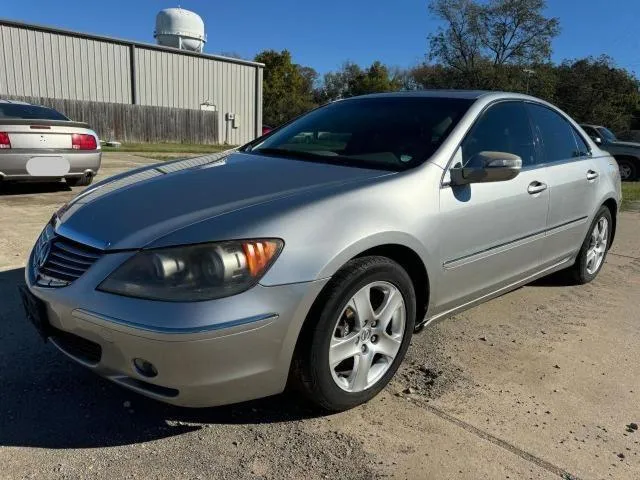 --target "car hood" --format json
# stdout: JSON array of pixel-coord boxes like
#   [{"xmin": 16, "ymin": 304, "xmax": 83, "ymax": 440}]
[{"xmin": 55, "ymin": 151, "xmax": 391, "ymax": 250}]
